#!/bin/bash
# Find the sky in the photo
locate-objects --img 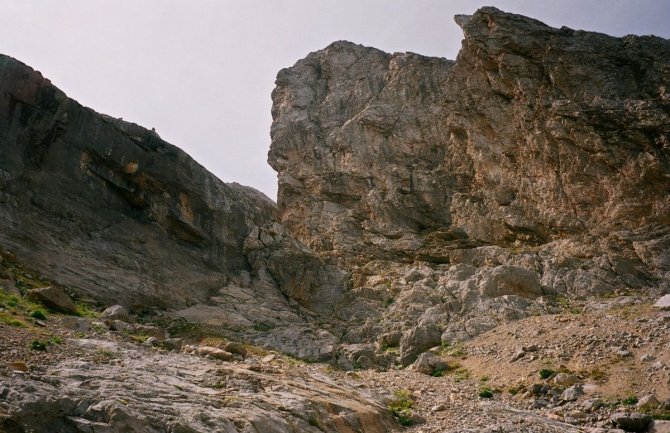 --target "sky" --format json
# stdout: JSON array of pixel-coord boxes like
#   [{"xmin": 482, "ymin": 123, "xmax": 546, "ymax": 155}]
[{"xmin": 1, "ymin": 1, "xmax": 669, "ymax": 200}]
